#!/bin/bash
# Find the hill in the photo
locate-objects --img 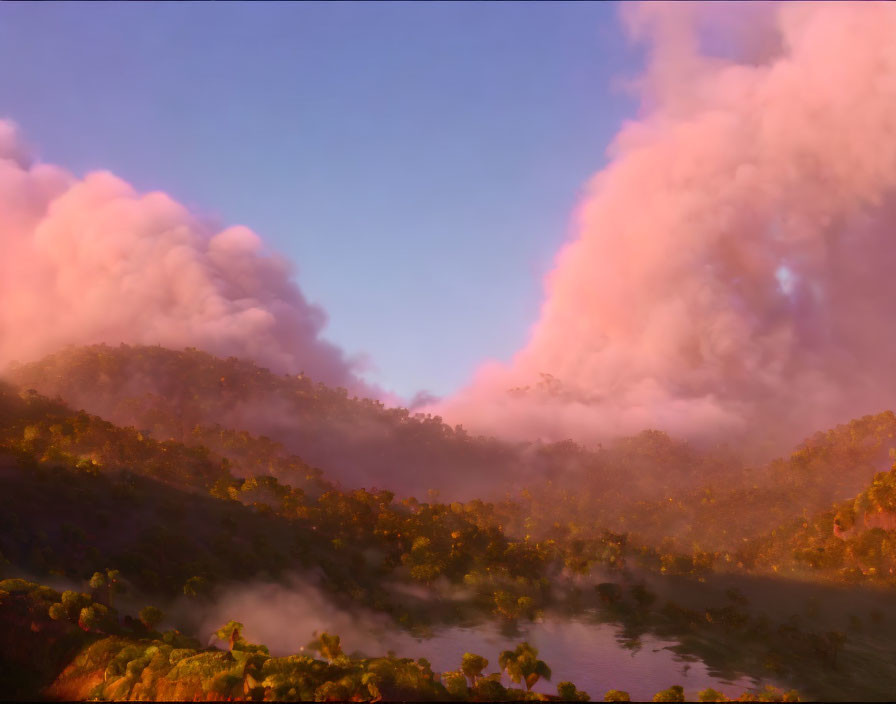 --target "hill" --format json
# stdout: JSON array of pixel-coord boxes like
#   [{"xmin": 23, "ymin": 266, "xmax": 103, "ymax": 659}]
[
  {"xmin": 4, "ymin": 350, "xmax": 896, "ymax": 700},
  {"xmin": 3, "ymin": 345, "xmax": 759, "ymax": 506},
  {"xmin": 7, "ymin": 345, "xmax": 896, "ymax": 555},
  {"xmin": 6, "ymin": 344, "xmax": 520, "ymax": 498}
]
